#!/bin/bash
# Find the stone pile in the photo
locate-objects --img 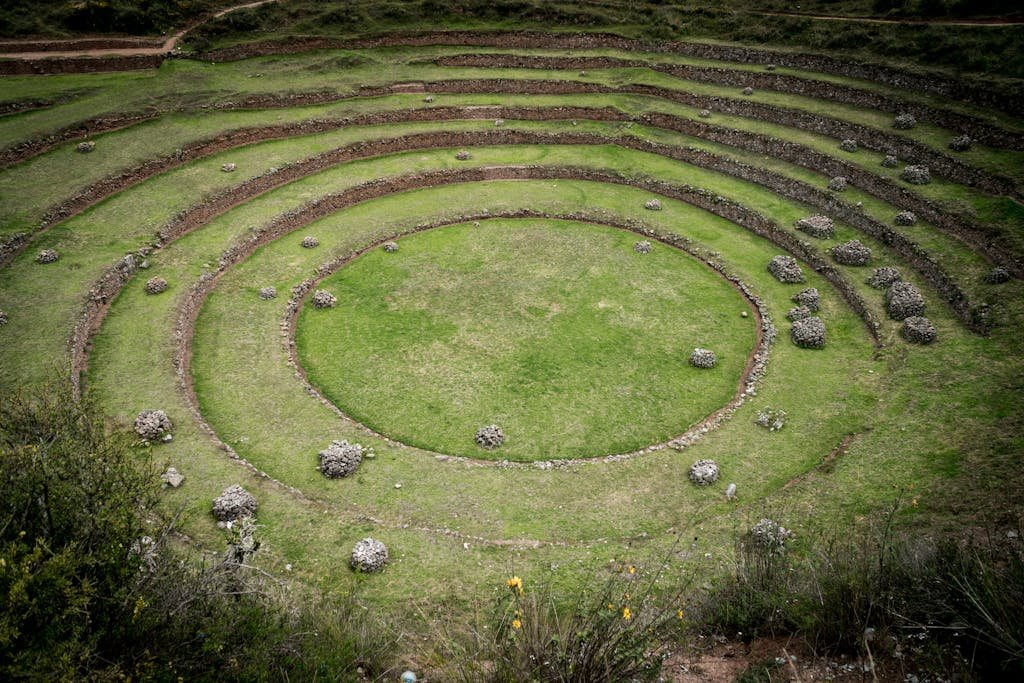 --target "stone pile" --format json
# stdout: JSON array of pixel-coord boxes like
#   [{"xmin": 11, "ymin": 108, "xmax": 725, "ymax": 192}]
[
  {"xmin": 221, "ymin": 163, "xmax": 236, "ymax": 172},
  {"xmin": 634, "ymin": 240, "xmax": 651, "ymax": 254},
  {"xmin": 301, "ymin": 235, "xmax": 319, "ymax": 248},
  {"xmin": 985, "ymin": 267, "xmax": 1011, "ymax": 284},
  {"xmin": 455, "ymin": 150, "xmax": 471, "ymax": 160},
  {"xmin": 902, "ymin": 165, "xmax": 931, "ymax": 185},
  {"xmin": 827, "ymin": 176, "xmax": 848, "ymax": 191},
  {"xmin": 310, "ymin": 290, "xmax": 337, "ymax": 309},
  {"xmin": 36, "ymin": 248, "xmax": 59, "ymax": 263},
  {"xmin": 796, "ymin": 214, "xmax": 834, "ymax": 239},
  {"xmin": 791, "ymin": 316, "xmax": 826, "ymax": 349},
  {"xmin": 145, "ymin": 277, "xmax": 168, "ymax": 294},
  {"xmin": 212, "ymin": 484, "xmax": 258, "ymax": 522},
  {"xmin": 382, "ymin": 241, "xmax": 399, "ymax": 253},
  {"xmin": 830, "ymin": 240, "xmax": 872, "ymax": 266},
  {"xmin": 840, "ymin": 139, "xmax": 858, "ymax": 152},
  {"xmin": 786, "ymin": 305, "xmax": 812, "ymax": 322},
  {"xmin": 475, "ymin": 424, "xmax": 505, "ymax": 449},
  {"xmin": 768, "ymin": 255, "xmax": 805, "ymax": 283},
  {"xmin": 901, "ymin": 316, "xmax": 937, "ymax": 344},
  {"xmin": 792, "ymin": 287, "xmax": 820, "ymax": 311},
  {"xmin": 644, "ymin": 198, "xmax": 662, "ymax": 211},
  {"xmin": 134, "ymin": 409, "xmax": 172, "ymax": 441},
  {"xmin": 949, "ymin": 135, "xmax": 972, "ymax": 152},
  {"xmin": 350, "ymin": 538, "xmax": 388, "ymax": 573},
  {"xmin": 77, "ymin": 141, "xmax": 95, "ymax": 153},
  {"xmin": 866, "ymin": 266, "xmax": 901, "ymax": 289},
  {"xmin": 258, "ymin": 286, "xmax": 277, "ymax": 300},
  {"xmin": 754, "ymin": 407, "xmax": 787, "ymax": 431},
  {"xmin": 318, "ymin": 440, "xmax": 366, "ymax": 478},
  {"xmin": 893, "ymin": 113, "xmax": 917, "ymax": 129},
  {"xmin": 894, "ymin": 211, "xmax": 917, "ymax": 226},
  {"xmin": 742, "ymin": 87, "xmax": 754, "ymax": 96},
  {"xmin": 688, "ymin": 459, "xmax": 720, "ymax": 486},
  {"xmin": 689, "ymin": 348, "xmax": 717, "ymax": 368},
  {"xmin": 882, "ymin": 155, "xmax": 899, "ymax": 168},
  {"xmin": 885, "ymin": 281, "xmax": 926, "ymax": 320}
]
